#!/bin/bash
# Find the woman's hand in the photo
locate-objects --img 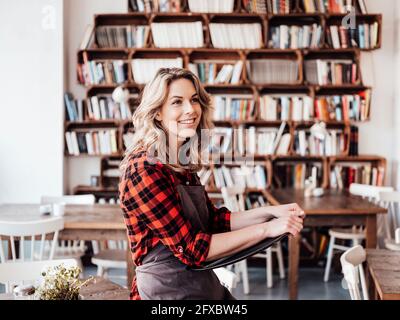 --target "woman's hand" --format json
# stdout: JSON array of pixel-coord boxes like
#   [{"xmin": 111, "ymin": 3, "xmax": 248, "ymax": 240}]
[
  {"xmin": 264, "ymin": 203, "xmax": 305, "ymax": 220},
  {"xmin": 262, "ymin": 214, "xmax": 304, "ymax": 238}
]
